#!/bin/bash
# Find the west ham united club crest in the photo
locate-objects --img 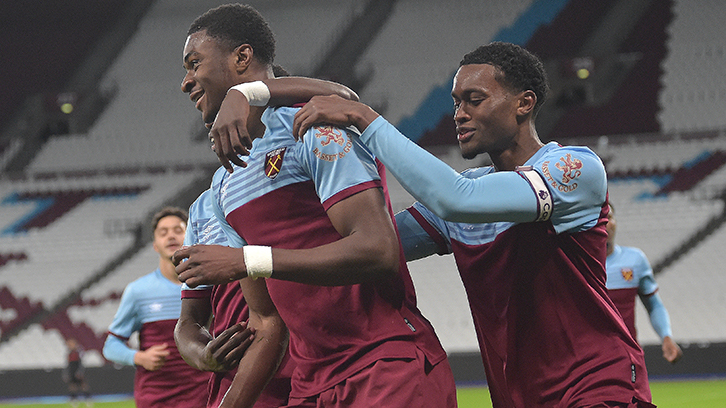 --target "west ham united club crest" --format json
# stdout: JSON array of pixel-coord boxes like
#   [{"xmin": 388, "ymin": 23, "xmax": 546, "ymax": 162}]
[
  {"xmin": 265, "ymin": 147, "xmax": 286, "ymax": 179},
  {"xmin": 621, "ymin": 268, "xmax": 634, "ymax": 282}
]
